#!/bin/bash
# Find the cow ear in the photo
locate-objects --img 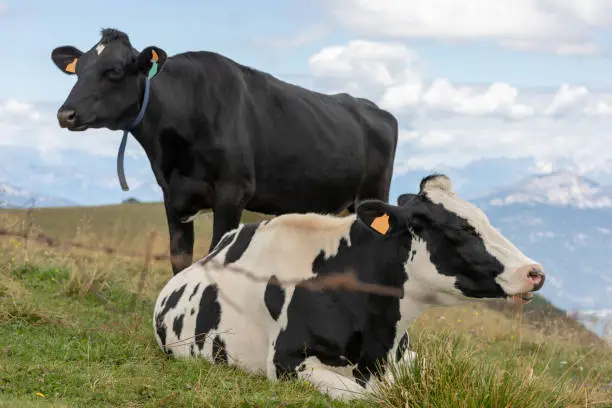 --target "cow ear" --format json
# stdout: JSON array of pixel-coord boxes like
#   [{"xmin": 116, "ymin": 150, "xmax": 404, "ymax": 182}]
[
  {"xmin": 397, "ymin": 193, "xmax": 418, "ymax": 207},
  {"xmin": 356, "ymin": 200, "xmax": 403, "ymax": 236},
  {"xmin": 51, "ymin": 46, "xmax": 83, "ymax": 75},
  {"xmin": 137, "ymin": 46, "xmax": 167, "ymax": 79}
]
